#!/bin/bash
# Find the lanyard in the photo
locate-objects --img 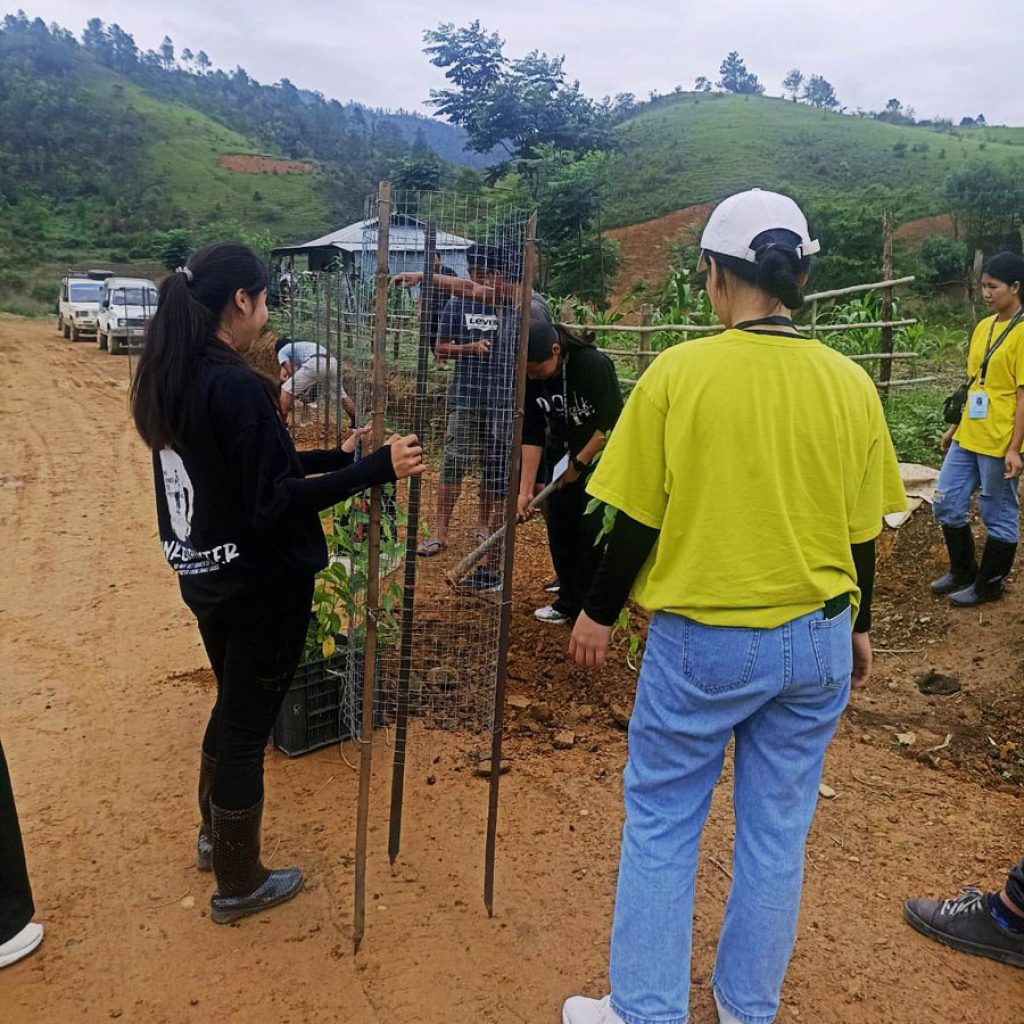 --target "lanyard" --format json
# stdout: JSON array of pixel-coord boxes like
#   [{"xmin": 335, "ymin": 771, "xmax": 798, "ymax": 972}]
[
  {"xmin": 979, "ymin": 309, "xmax": 1024, "ymax": 387},
  {"xmin": 734, "ymin": 315, "xmax": 801, "ymax": 336},
  {"xmin": 560, "ymin": 351, "xmax": 569, "ymax": 419}
]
